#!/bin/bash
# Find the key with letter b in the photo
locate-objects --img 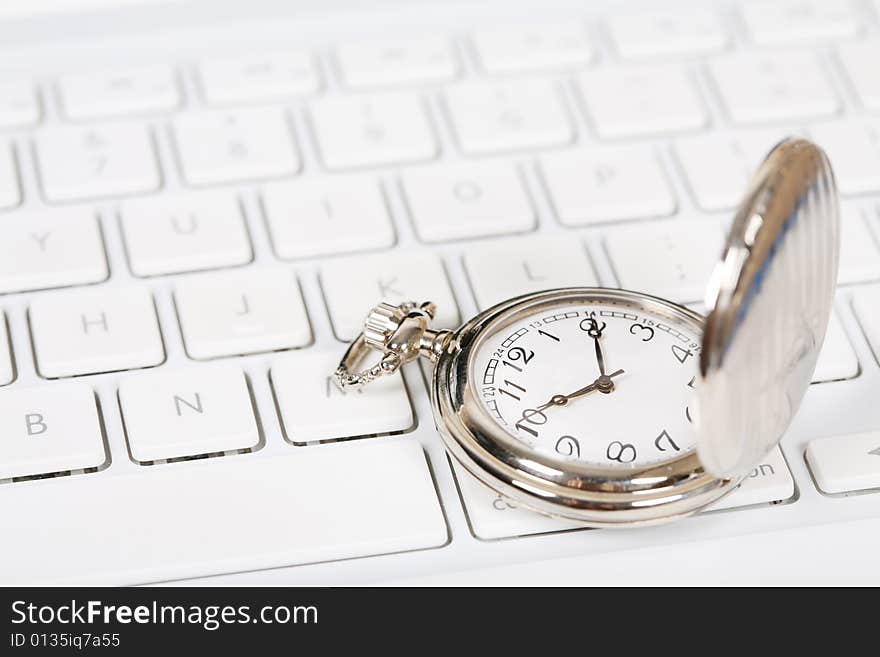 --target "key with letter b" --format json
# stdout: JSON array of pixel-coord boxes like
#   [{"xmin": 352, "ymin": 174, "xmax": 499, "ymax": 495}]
[{"xmin": 0, "ymin": 383, "xmax": 107, "ymax": 480}]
